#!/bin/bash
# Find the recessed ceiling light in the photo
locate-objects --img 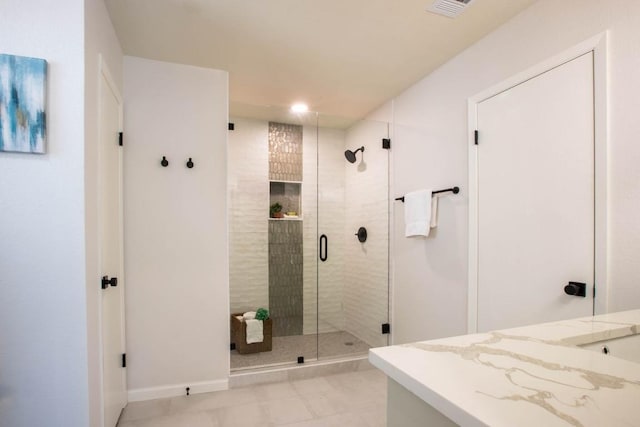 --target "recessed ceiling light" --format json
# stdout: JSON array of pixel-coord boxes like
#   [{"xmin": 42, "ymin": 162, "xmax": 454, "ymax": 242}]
[{"xmin": 291, "ymin": 103, "xmax": 309, "ymax": 113}]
